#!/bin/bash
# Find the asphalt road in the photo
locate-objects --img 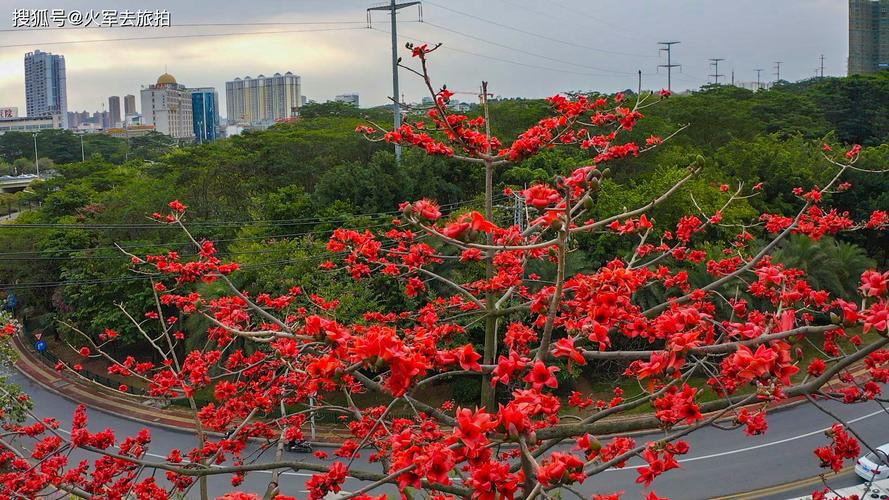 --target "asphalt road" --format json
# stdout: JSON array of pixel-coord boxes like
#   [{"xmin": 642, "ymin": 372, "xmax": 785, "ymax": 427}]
[
  {"xmin": 9, "ymin": 373, "xmax": 889, "ymax": 499},
  {"xmin": 0, "ymin": 210, "xmax": 22, "ymax": 222}
]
